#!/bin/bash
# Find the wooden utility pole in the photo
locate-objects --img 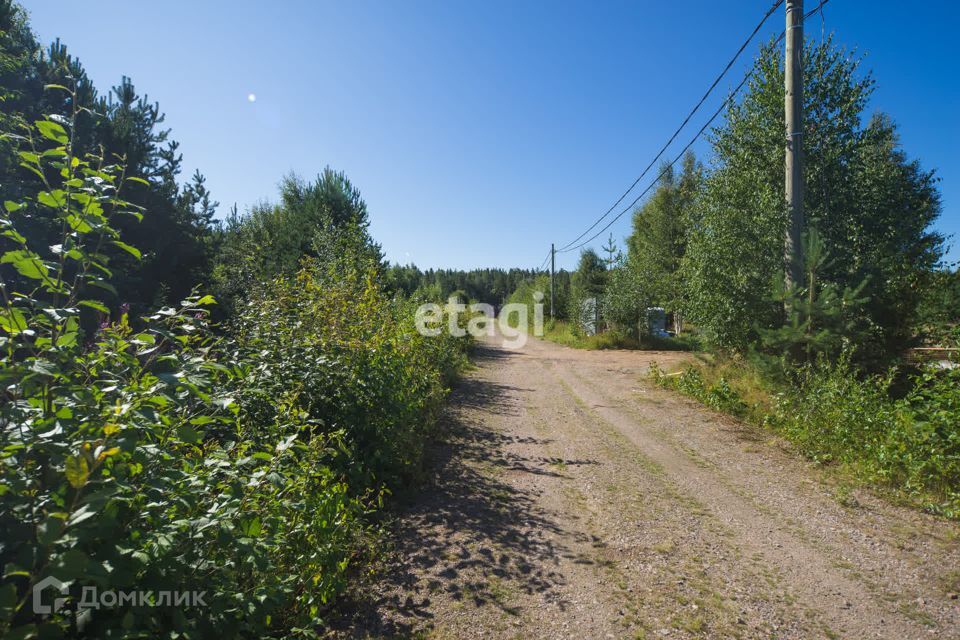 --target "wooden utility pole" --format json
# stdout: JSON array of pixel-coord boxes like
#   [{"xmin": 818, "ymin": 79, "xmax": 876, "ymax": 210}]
[
  {"xmin": 784, "ymin": 0, "xmax": 804, "ymax": 291},
  {"xmin": 550, "ymin": 243, "xmax": 555, "ymax": 319}
]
